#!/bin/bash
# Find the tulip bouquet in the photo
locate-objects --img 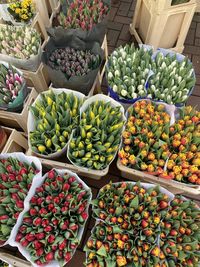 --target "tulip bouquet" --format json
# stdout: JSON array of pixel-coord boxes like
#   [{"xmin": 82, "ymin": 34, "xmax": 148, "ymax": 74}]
[
  {"xmin": 88, "ymin": 182, "xmax": 200, "ymax": 267},
  {"xmin": 107, "ymin": 45, "xmax": 153, "ymax": 100},
  {"xmin": 148, "ymin": 52, "xmax": 195, "ymax": 105},
  {"xmin": 118, "ymin": 100, "xmax": 171, "ymax": 175},
  {"xmin": 48, "ymin": 47, "xmax": 101, "ymax": 79},
  {"xmin": 85, "ymin": 222, "xmax": 165, "ymax": 267},
  {"xmin": 162, "ymin": 106, "xmax": 200, "ymax": 184},
  {"xmin": 91, "ymin": 182, "xmax": 171, "ymax": 237},
  {"xmin": 0, "ymin": 63, "xmax": 25, "ymax": 109},
  {"xmin": 29, "ymin": 89, "xmax": 84, "ymax": 156},
  {"xmin": 15, "ymin": 169, "xmax": 91, "ymax": 266},
  {"xmin": 0, "ymin": 156, "xmax": 39, "ymax": 245},
  {"xmin": 160, "ymin": 196, "xmax": 200, "ymax": 266},
  {"xmin": 0, "ymin": 25, "xmax": 40, "ymax": 59},
  {"xmin": 58, "ymin": 0, "xmax": 110, "ymax": 31},
  {"xmin": 107, "ymin": 44, "xmax": 195, "ymax": 105},
  {"xmin": 8, "ymin": 0, "xmax": 35, "ymax": 23},
  {"xmin": 68, "ymin": 97, "xmax": 125, "ymax": 170}
]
